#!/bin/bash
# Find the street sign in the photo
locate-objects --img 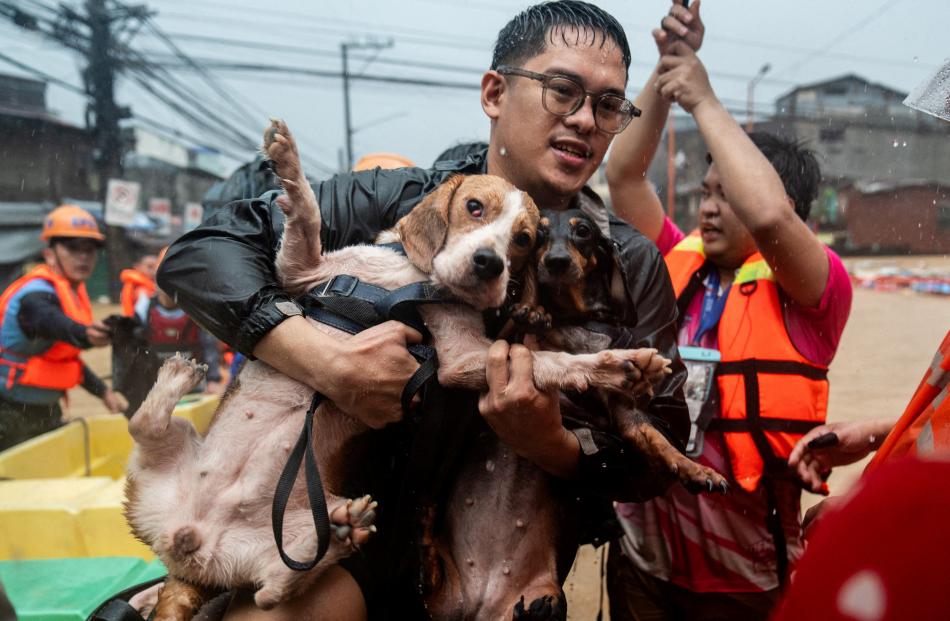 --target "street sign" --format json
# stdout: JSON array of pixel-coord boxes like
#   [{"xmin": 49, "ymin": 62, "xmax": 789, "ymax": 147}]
[
  {"xmin": 184, "ymin": 202, "xmax": 204, "ymax": 231},
  {"xmin": 104, "ymin": 179, "xmax": 141, "ymax": 227},
  {"xmin": 148, "ymin": 198, "xmax": 172, "ymax": 232}
]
